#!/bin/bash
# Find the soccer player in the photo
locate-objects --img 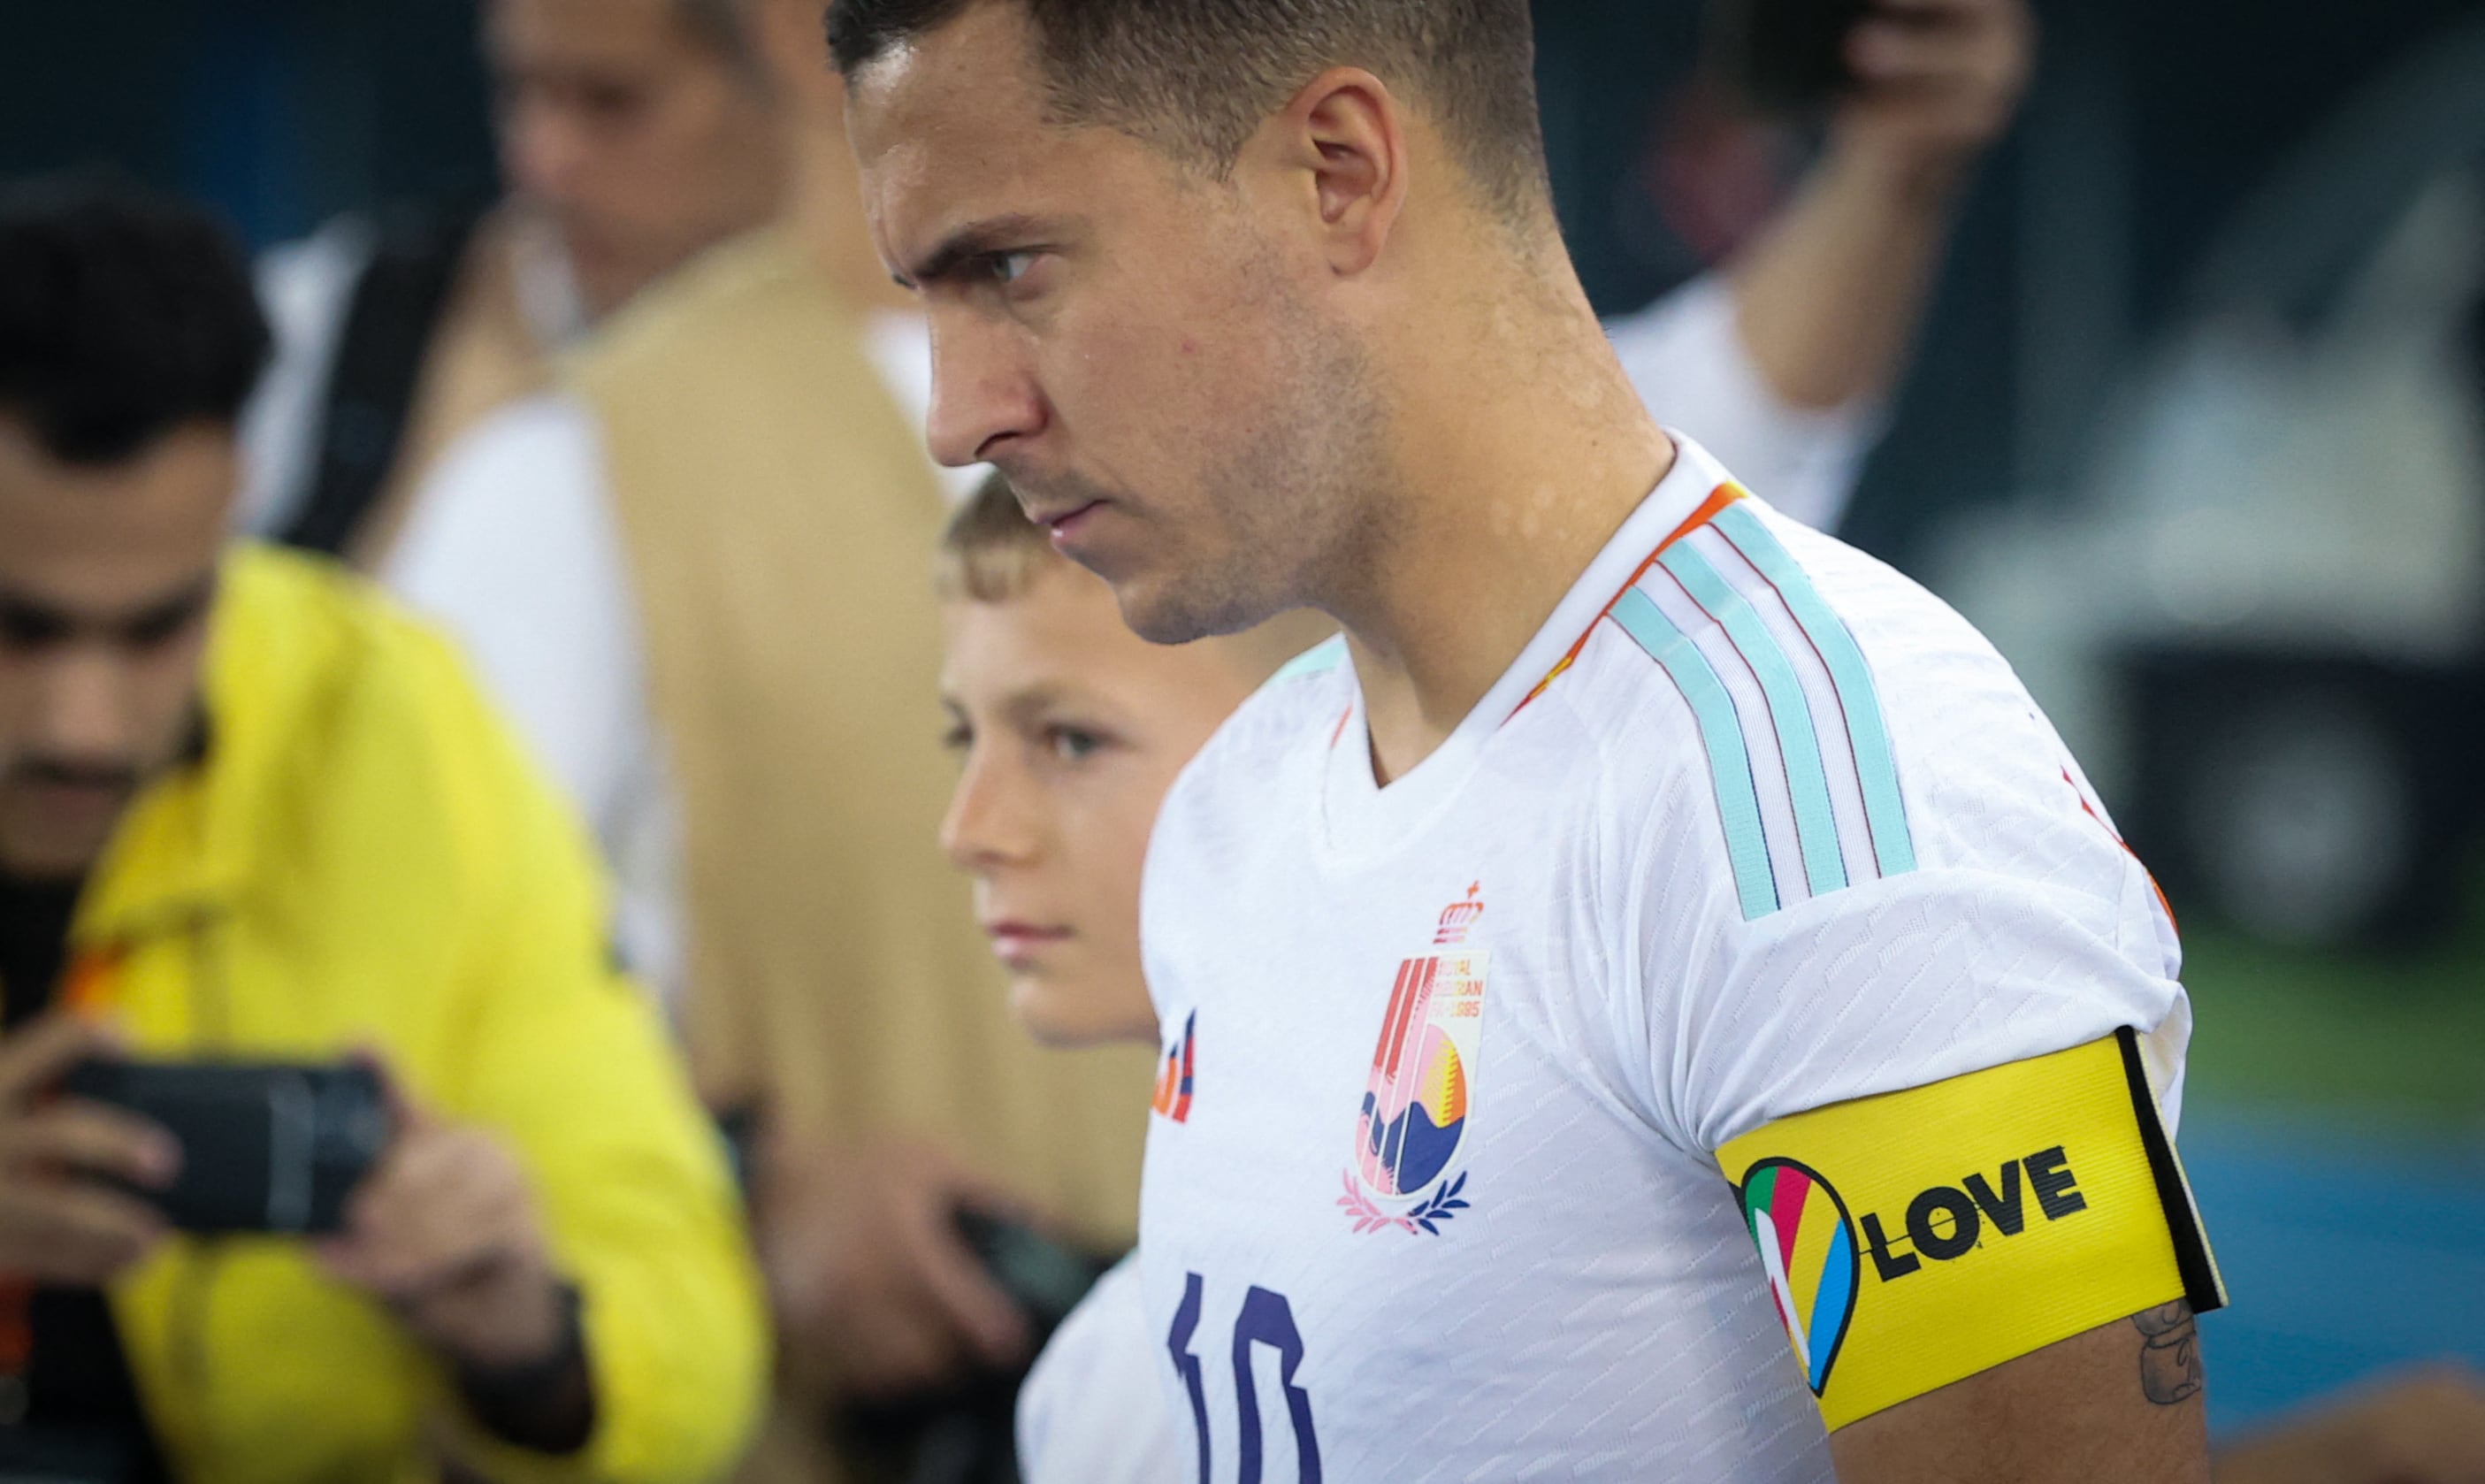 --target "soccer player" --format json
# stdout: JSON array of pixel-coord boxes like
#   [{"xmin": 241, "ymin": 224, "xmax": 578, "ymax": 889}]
[
  {"xmin": 833, "ymin": 2, "xmax": 2223, "ymax": 1480},
  {"xmin": 935, "ymin": 471, "xmax": 1330, "ymax": 1480}
]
